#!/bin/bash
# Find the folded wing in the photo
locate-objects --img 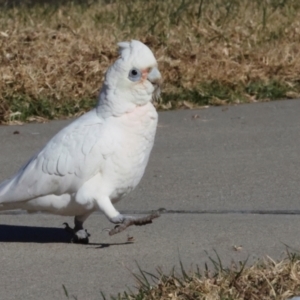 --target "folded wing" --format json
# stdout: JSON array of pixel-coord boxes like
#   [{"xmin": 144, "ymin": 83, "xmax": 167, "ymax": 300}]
[{"xmin": 0, "ymin": 110, "xmax": 108, "ymax": 204}]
